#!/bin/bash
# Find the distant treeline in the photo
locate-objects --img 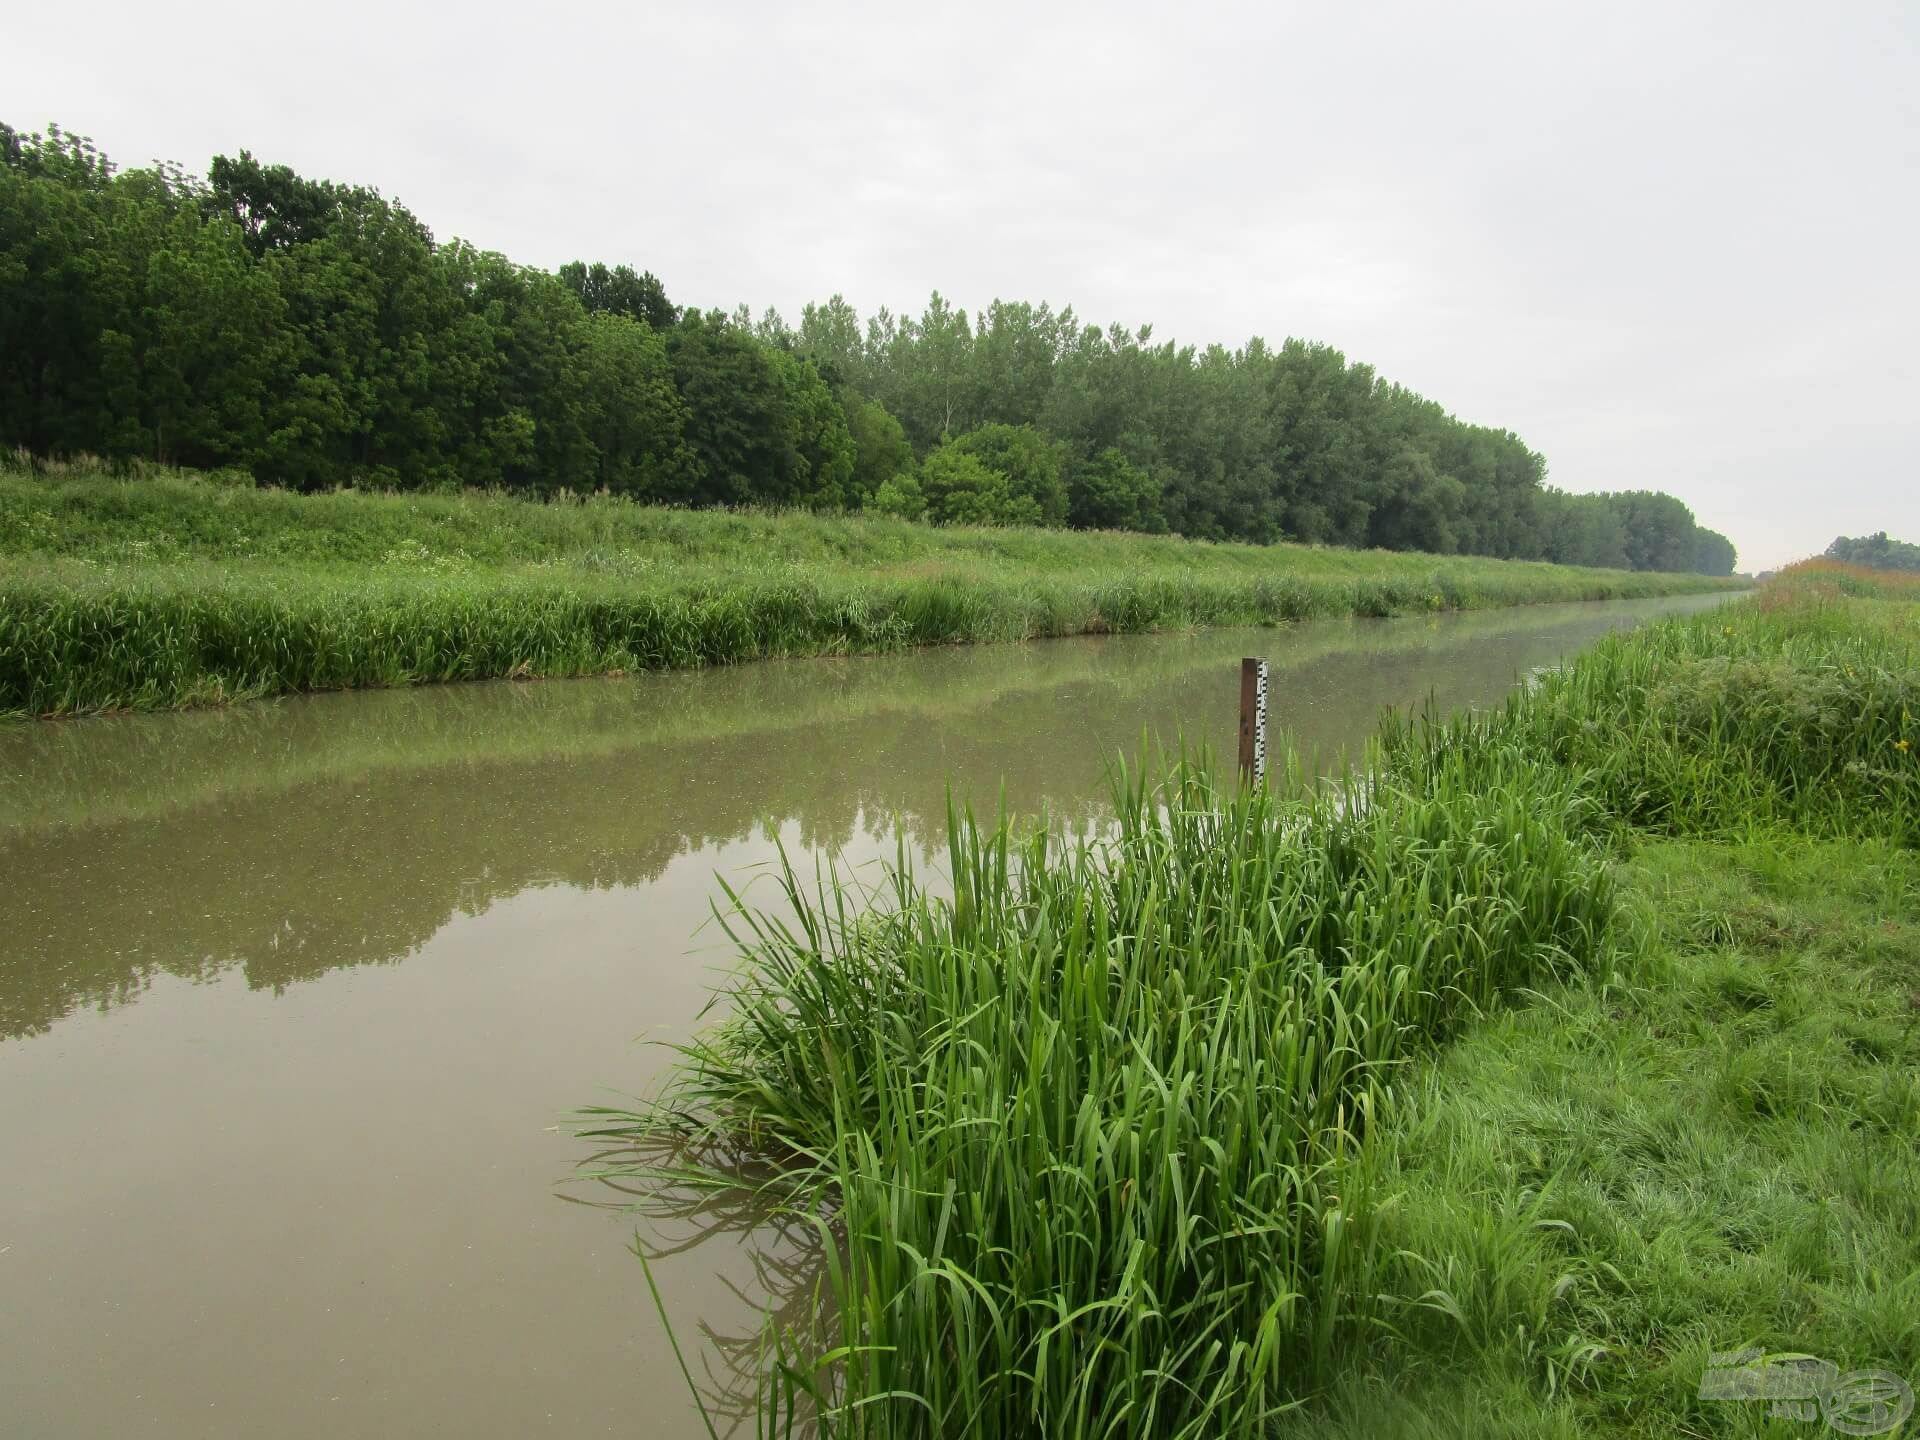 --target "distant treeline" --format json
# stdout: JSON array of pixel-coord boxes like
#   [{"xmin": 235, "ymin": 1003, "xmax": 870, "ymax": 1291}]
[
  {"xmin": 1826, "ymin": 532, "xmax": 1920, "ymax": 573},
  {"xmin": 0, "ymin": 121, "xmax": 1736, "ymax": 574}
]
